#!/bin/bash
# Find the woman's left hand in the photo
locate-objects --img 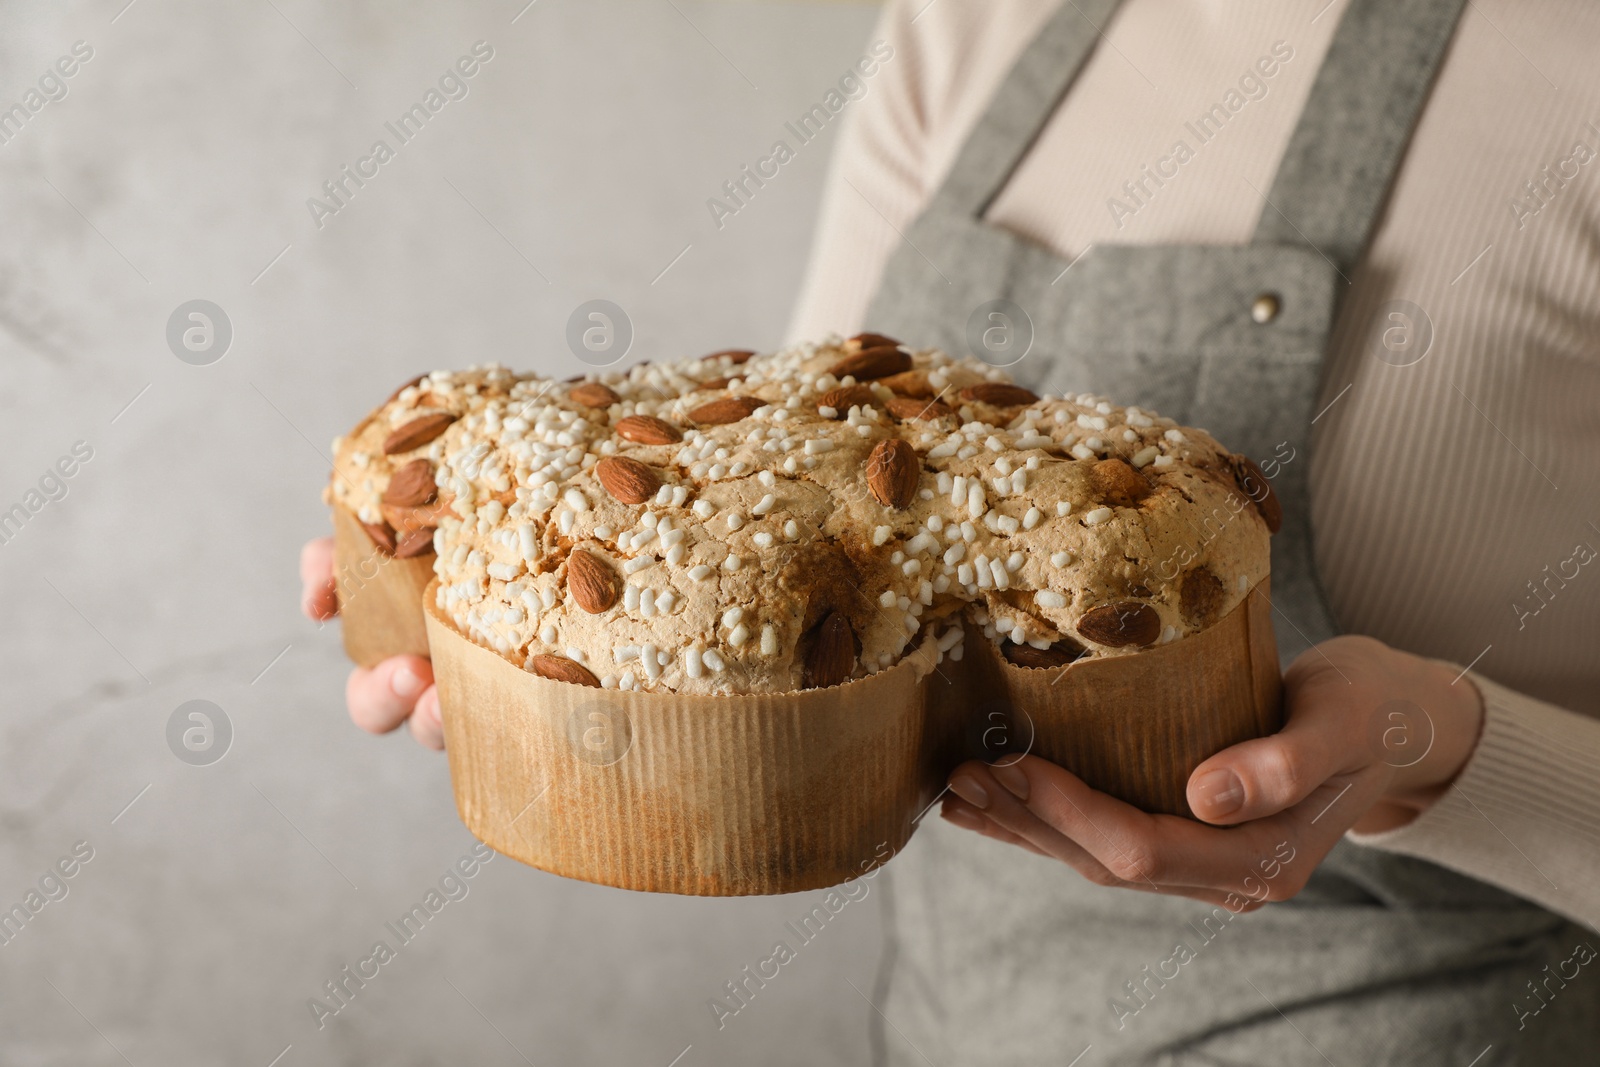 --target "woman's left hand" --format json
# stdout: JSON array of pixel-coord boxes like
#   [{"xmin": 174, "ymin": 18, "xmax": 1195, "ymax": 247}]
[{"xmin": 940, "ymin": 634, "xmax": 1485, "ymax": 911}]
